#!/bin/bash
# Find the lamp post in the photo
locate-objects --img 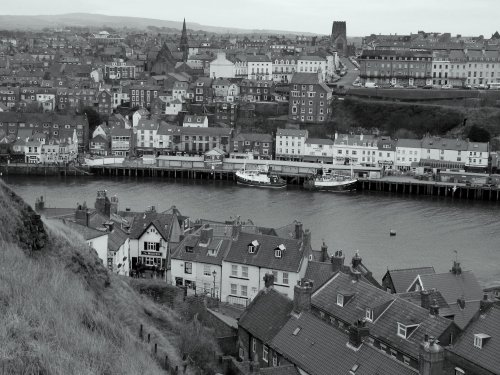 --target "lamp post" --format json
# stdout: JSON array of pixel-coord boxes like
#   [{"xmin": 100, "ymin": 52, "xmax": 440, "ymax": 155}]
[{"xmin": 212, "ymin": 270, "xmax": 217, "ymax": 299}]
